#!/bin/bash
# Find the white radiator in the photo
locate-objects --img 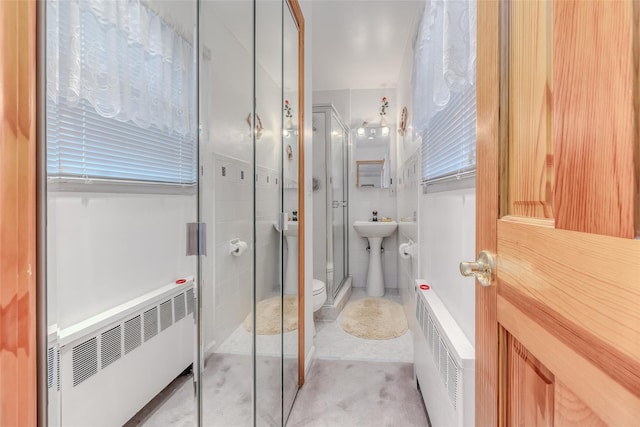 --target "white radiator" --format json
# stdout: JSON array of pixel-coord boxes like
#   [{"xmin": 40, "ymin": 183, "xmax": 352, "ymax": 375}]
[
  {"xmin": 48, "ymin": 278, "xmax": 195, "ymax": 427},
  {"xmin": 412, "ymin": 279, "xmax": 475, "ymax": 427}
]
